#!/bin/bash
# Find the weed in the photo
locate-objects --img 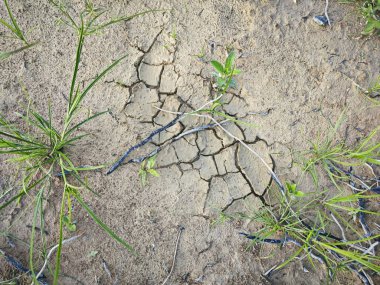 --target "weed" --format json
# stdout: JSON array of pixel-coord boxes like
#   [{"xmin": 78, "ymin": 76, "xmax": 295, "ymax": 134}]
[
  {"xmin": 138, "ymin": 155, "xmax": 159, "ymax": 186},
  {"xmin": 360, "ymin": 0, "xmax": 380, "ymax": 35},
  {"xmin": 211, "ymin": 50, "xmax": 241, "ymax": 91},
  {"xmin": 300, "ymin": 113, "xmax": 379, "ymax": 190},
  {"xmin": 341, "ymin": 0, "xmax": 380, "ymax": 35},
  {"xmin": 227, "ymin": 118, "xmax": 380, "ymax": 283},
  {"xmin": 240, "ymin": 187, "xmax": 380, "ymax": 282},
  {"xmin": 193, "ymin": 46, "xmax": 206, "ymax": 60},
  {"xmin": 0, "ymin": 0, "xmax": 37, "ymax": 60},
  {"xmin": 201, "ymin": 50, "xmax": 255, "ymax": 127},
  {"xmin": 285, "ymin": 182, "xmax": 305, "ymax": 198},
  {"xmin": 0, "ymin": 2, "xmax": 154, "ymax": 283}
]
